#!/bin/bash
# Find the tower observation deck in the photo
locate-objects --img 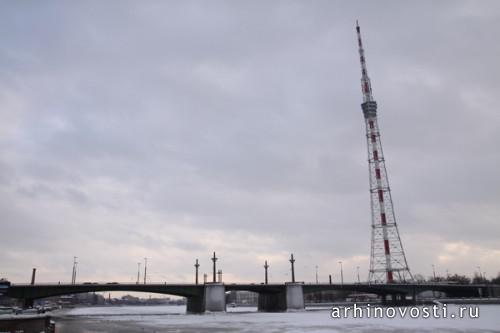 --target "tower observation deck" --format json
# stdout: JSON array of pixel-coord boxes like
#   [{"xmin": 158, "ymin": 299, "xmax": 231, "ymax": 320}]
[{"xmin": 356, "ymin": 22, "xmax": 413, "ymax": 283}]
